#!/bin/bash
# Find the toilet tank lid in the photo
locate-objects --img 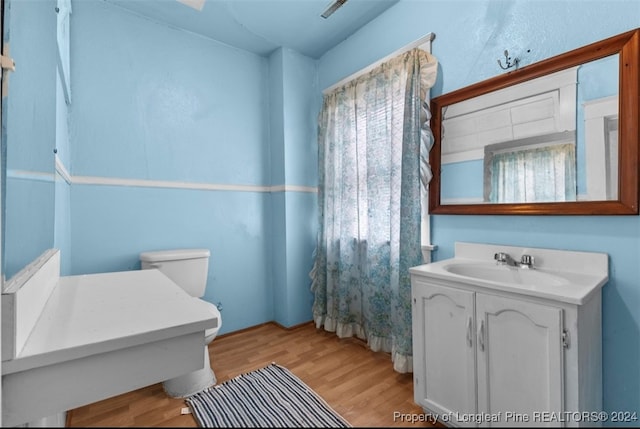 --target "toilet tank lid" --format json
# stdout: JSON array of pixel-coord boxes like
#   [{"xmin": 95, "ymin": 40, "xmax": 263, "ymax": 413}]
[{"xmin": 140, "ymin": 249, "xmax": 210, "ymax": 262}]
